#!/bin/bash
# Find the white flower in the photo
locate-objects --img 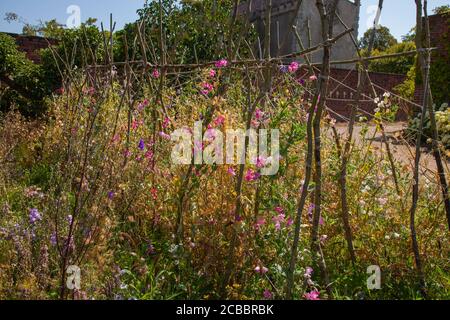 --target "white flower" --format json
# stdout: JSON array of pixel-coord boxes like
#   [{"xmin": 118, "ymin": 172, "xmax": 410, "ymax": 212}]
[
  {"xmin": 393, "ymin": 232, "xmax": 400, "ymax": 238},
  {"xmin": 383, "ymin": 92, "xmax": 391, "ymax": 98}
]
